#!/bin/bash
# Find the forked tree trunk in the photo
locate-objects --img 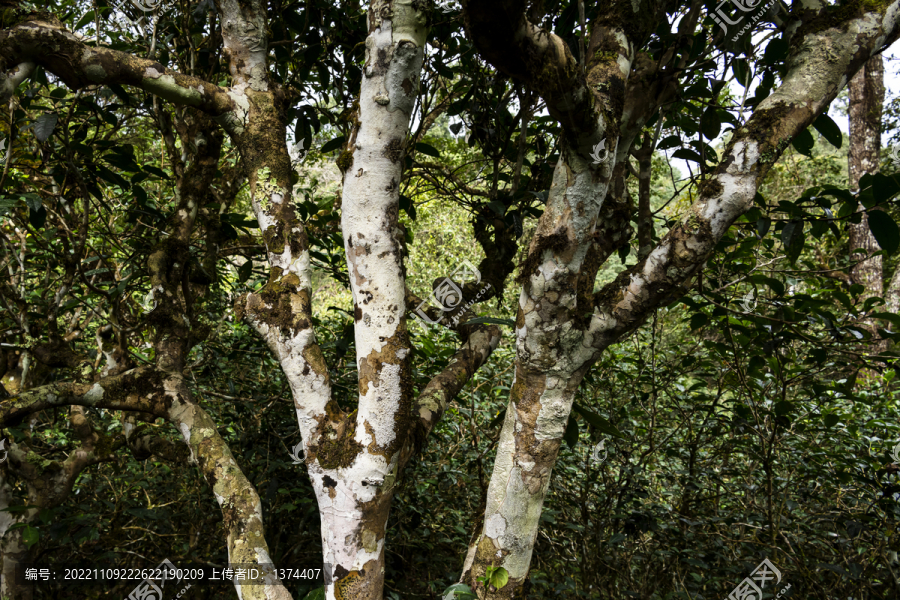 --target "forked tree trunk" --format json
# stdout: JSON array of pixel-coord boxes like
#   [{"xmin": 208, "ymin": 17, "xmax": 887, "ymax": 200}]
[
  {"xmin": 459, "ymin": 1, "xmax": 900, "ymax": 597},
  {"xmin": 315, "ymin": 2, "xmax": 425, "ymax": 597}
]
